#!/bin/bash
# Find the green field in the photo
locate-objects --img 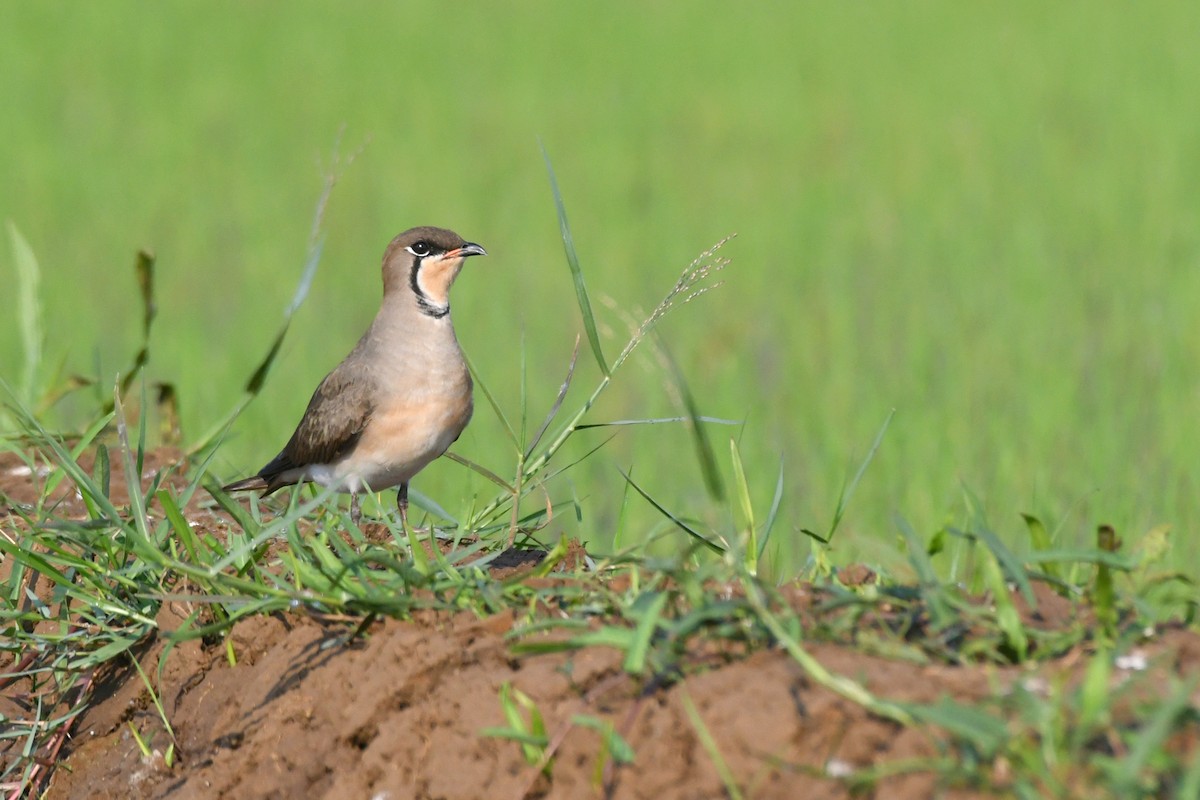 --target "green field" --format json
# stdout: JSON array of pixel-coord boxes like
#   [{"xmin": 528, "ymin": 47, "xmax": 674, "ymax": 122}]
[{"xmin": 3, "ymin": 2, "xmax": 1199, "ymax": 570}]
